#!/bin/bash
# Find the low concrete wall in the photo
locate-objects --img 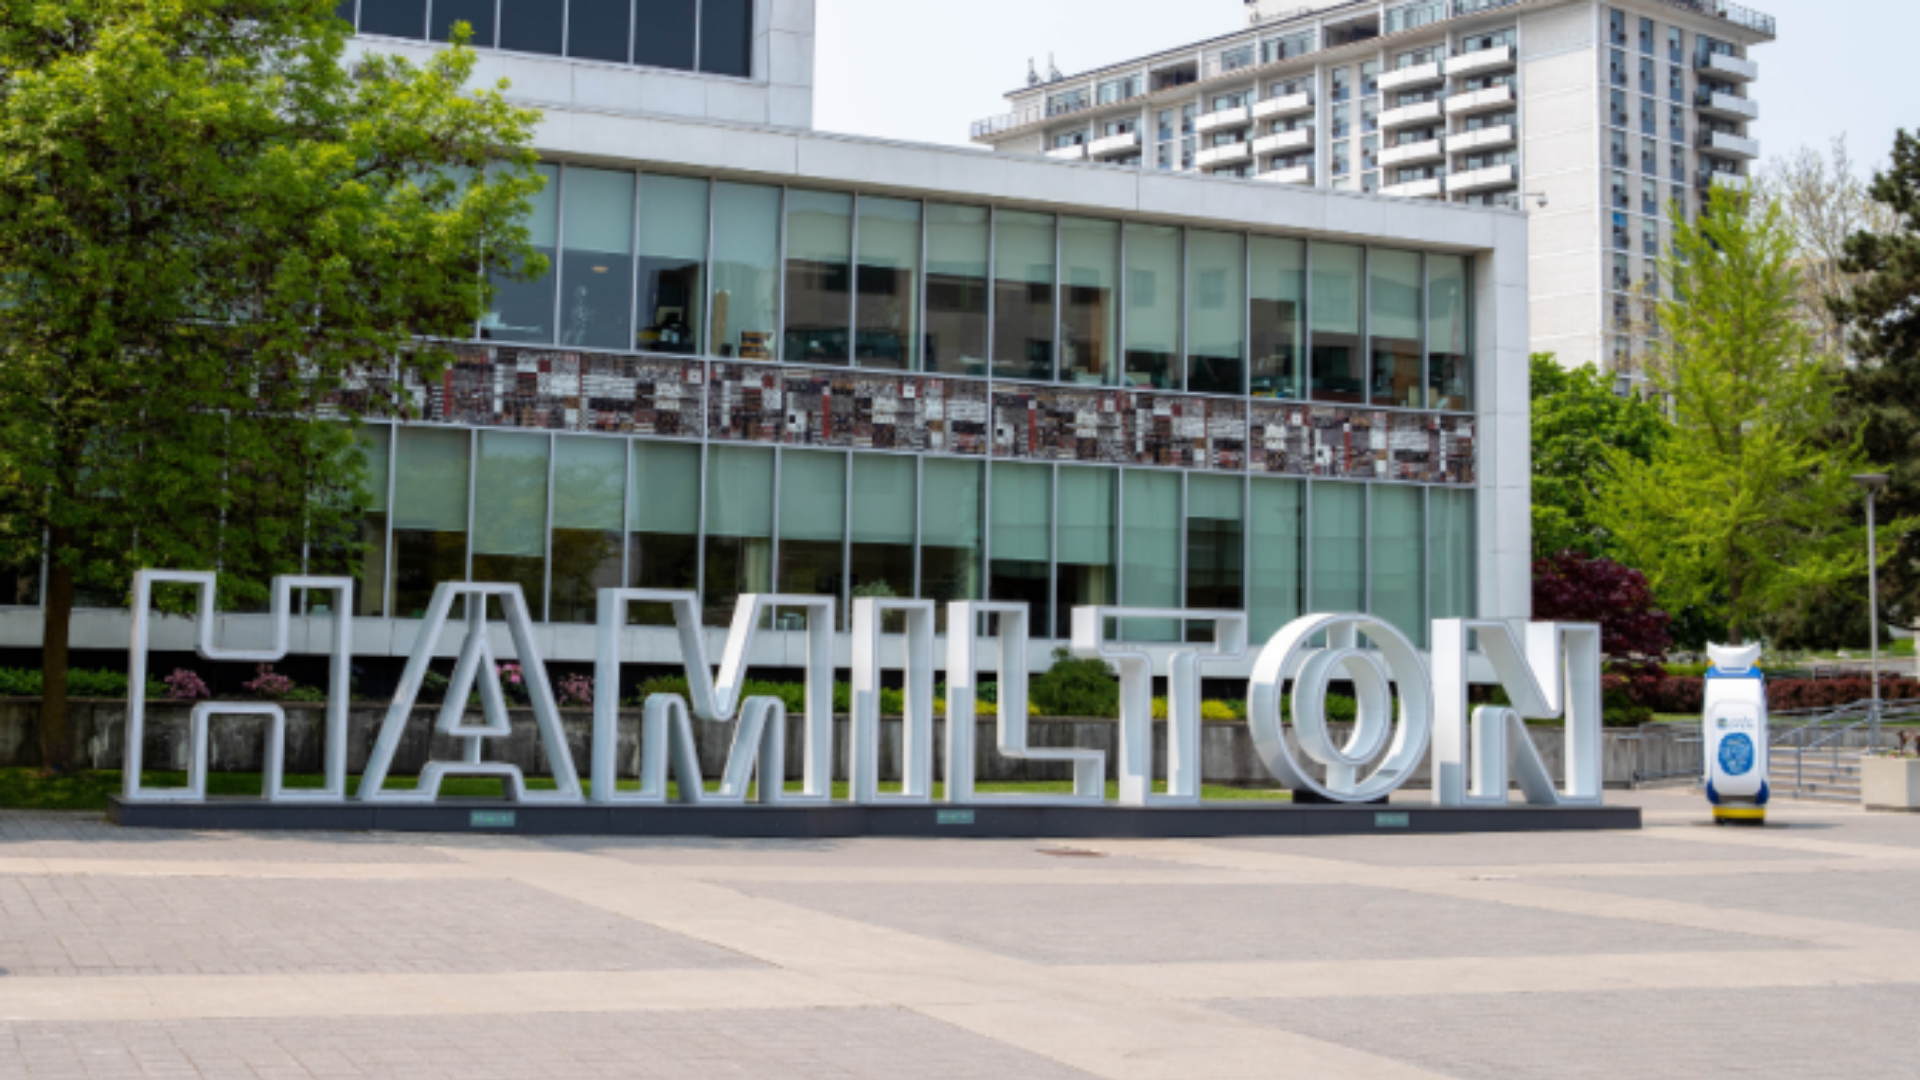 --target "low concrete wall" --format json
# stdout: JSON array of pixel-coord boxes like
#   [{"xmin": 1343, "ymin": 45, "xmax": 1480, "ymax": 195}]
[{"xmin": 1, "ymin": 698, "xmax": 1710, "ymax": 789}]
